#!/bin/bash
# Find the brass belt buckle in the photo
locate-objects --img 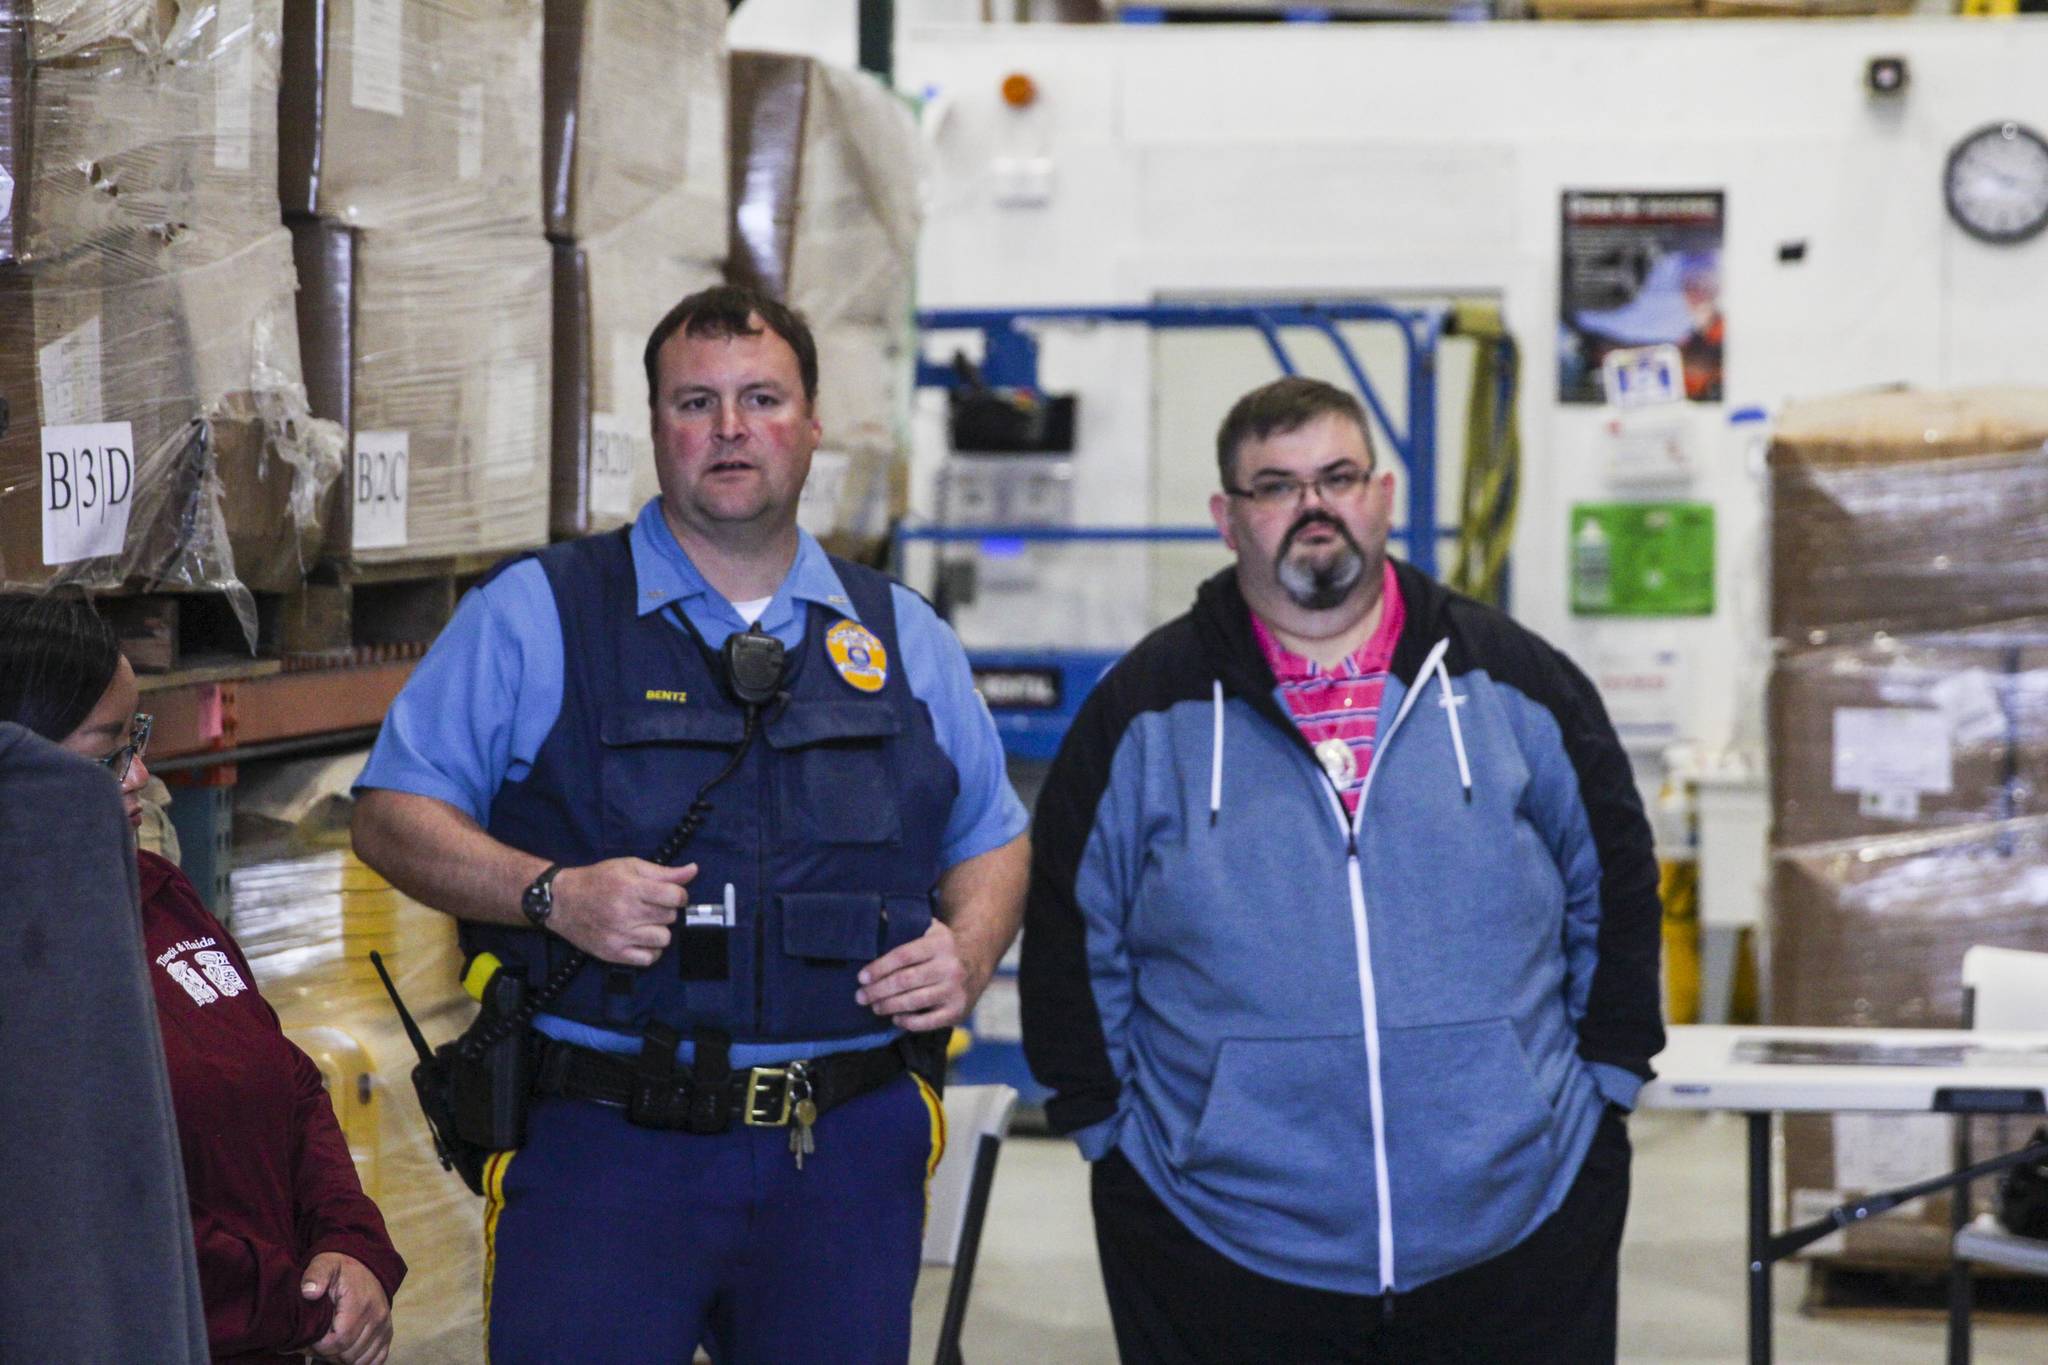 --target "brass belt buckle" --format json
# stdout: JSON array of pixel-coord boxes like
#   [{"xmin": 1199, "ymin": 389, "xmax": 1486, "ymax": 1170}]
[{"xmin": 744, "ymin": 1066, "xmax": 793, "ymax": 1126}]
